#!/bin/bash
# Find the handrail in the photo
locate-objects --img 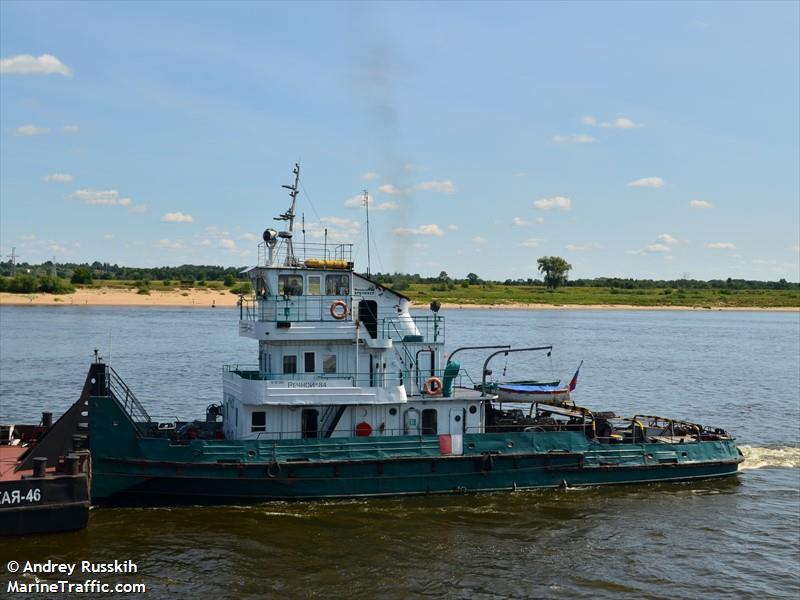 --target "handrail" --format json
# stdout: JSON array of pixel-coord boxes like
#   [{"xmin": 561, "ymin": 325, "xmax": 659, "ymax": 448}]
[
  {"xmin": 105, "ymin": 366, "xmax": 152, "ymax": 435},
  {"xmin": 446, "ymin": 344, "xmax": 510, "ymax": 365},
  {"xmin": 481, "ymin": 346, "xmax": 554, "ymax": 396}
]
